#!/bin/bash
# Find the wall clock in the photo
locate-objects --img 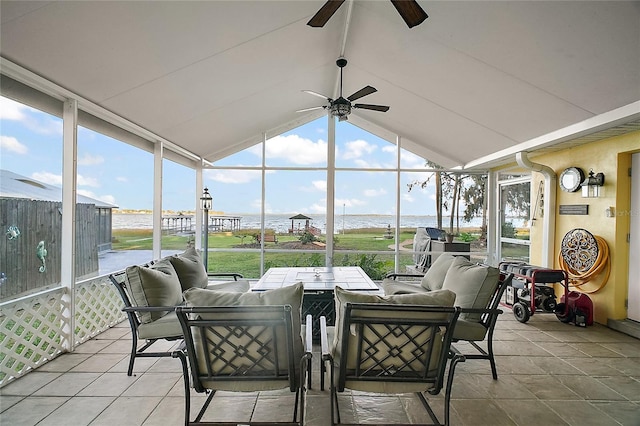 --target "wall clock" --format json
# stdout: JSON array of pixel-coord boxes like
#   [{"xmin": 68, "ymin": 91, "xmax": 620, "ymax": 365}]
[{"xmin": 559, "ymin": 167, "xmax": 584, "ymax": 192}]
